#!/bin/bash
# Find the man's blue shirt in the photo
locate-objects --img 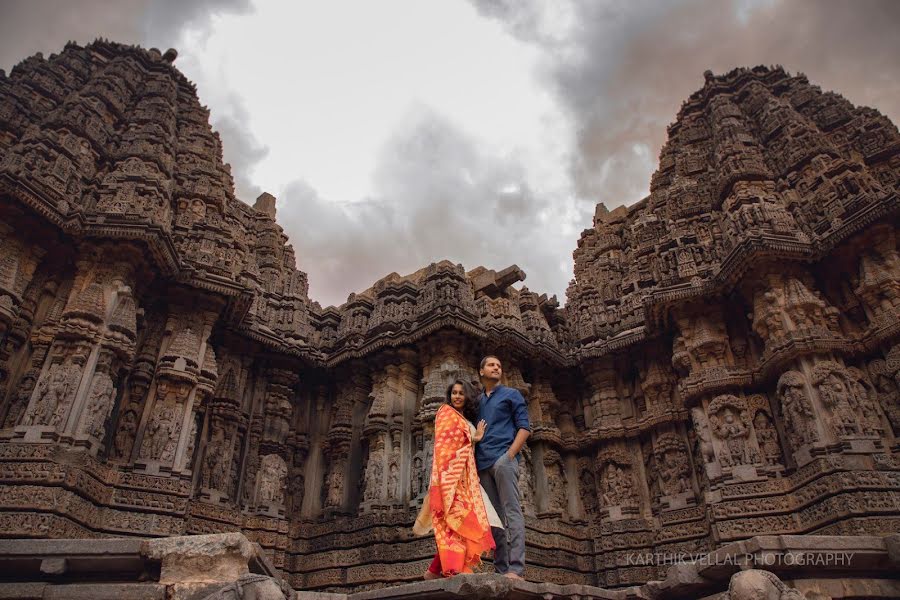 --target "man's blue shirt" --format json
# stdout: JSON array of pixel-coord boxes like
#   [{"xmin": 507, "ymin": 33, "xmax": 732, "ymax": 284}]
[{"xmin": 475, "ymin": 385, "xmax": 531, "ymax": 472}]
